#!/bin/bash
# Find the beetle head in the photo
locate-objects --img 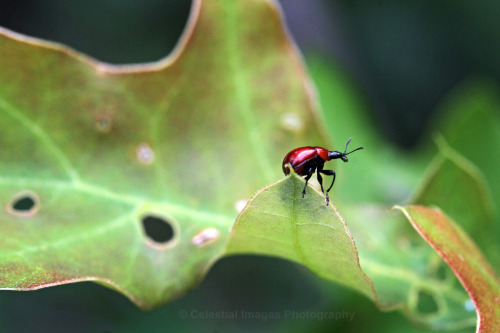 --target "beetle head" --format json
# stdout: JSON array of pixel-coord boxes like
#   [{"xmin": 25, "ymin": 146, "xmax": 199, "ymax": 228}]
[
  {"xmin": 328, "ymin": 138, "xmax": 364, "ymax": 161},
  {"xmin": 341, "ymin": 138, "xmax": 363, "ymax": 162}
]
